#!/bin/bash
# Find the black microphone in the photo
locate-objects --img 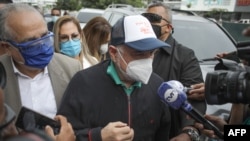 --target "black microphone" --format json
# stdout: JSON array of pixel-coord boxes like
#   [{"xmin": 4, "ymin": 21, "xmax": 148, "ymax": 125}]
[{"xmin": 158, "ymin": 80, "xmax": 224, "ymax": 139}]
